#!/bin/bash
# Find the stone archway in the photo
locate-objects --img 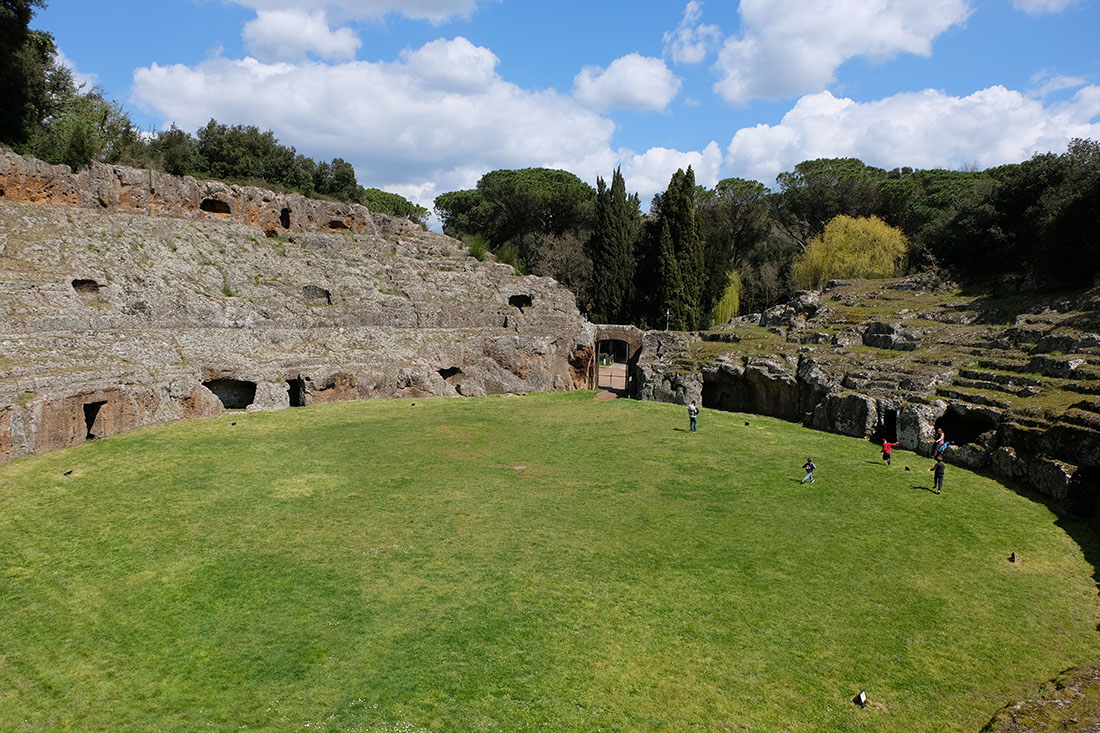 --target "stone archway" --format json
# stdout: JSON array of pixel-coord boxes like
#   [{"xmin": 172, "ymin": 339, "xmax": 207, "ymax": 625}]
[{"xmin": 593, "ymin": 325, "xmax": 644, "ymax": 396}]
